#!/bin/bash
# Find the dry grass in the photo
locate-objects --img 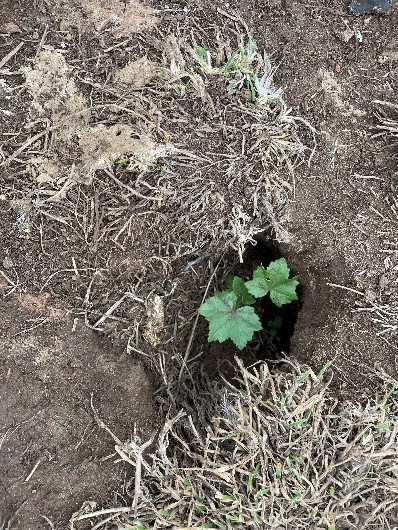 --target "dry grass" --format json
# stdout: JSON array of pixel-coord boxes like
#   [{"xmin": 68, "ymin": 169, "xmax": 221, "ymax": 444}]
[
  {"xmin": 374, "ymin": 101, "xmax": 398, "ymax": 151},
  {"xmin": 71, "ymin": 358, "xmax": 398, "ymax": 529},
  {"xmin": 154, "ymin": 33, "xmax": 314, "ymax": 258},
  {"xmin": 0, "ymin": 19, "xmax": 313, "ymax": 353}
]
